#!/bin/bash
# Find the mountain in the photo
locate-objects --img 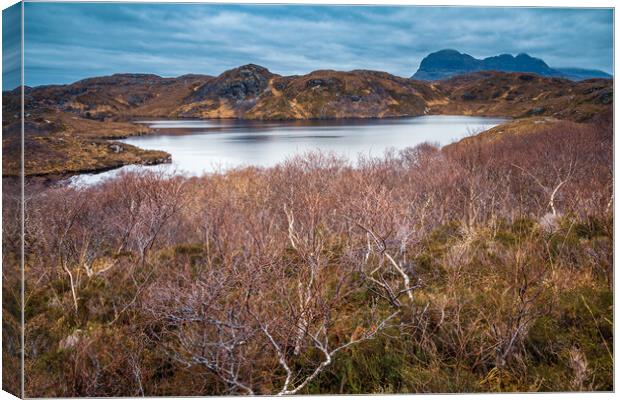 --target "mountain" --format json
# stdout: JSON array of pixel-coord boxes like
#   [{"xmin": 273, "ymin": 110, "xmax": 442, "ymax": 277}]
[
  {"xmin": 6, "ymin": 64, "xmax": 611, "ymax": 126},
  {"xmin": 12, "ymin": 65, "xmax": 443, "ymax": 122},
  {"xmin": 411, "ymin": 50, "xmax": 481, "ymax": 80},
  {"xmin": 6, "ymin": 64, "xmax": 611, "ymax": 127},
  {"xmin": 412, "ymin": 49, "xmax": 612, "ymax": 81}
]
